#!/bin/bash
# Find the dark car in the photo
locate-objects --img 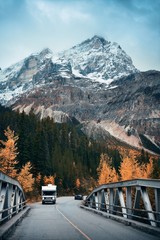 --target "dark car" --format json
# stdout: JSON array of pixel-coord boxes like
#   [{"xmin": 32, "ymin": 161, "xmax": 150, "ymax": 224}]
[{"xmin": 74, "ymin": 194, "xmax": 83, "ymax": 200}]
